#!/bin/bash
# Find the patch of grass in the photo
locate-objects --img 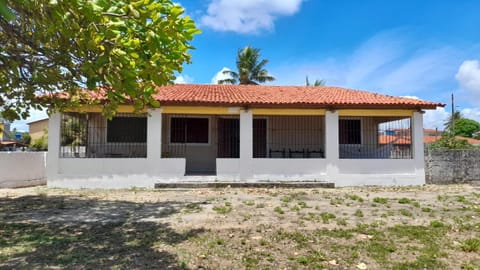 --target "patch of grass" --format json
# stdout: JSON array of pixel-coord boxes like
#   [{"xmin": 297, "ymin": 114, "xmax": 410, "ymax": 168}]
[
  {"xmin": 399, "ymin": 209, "xmax": 413, "ymax": 217},
  {"xmin": 297, "ymin": 201, "xmax": 309, "ymax": 209},
  {"xmin": 207, "ymin": 237, "xmax": 225, "ymax": 248},
  {"xmin": 347, "ymin": 194, "xmax": 364, "ymax": 202},
  {"xmin": 391, "ymin": 255, "xmax": 444, "ymax": 270},
  {"xmin": 274, "ymin": 206, "xmax": 285, "ymax": 214},
  {"xmin": 255, "ymin": 203, "xmax": 265, "ymax": 208},
  {"xmin": 421, "ymin": 207, "xmax": 432, "ymax": 212},
  {"xmin": 242, "ymin": 200, "xmax": 255, "ymax": 206},
  {"xmin": 373, "ymin": 197, "xmax": 388, "ymax": 204},
  {"xmin": 336, "ymin": 218, "xmax": 348, "ymax": 226},
  {"xmin": 461, "ymin": 259, "xmax": 480, "ymax": 270},
  {"xmin": 461, "ymin": 238, "xmax": 480, "ymax": 252},
  {"xmin": 280, "ymin": 196, "xmax": 294, "ymax": 203},
  {"xmin": 320, "ymin": 212, "xmax": 336, "ymax": 224},
  {"xmin": 242, "ymin": 253, "xmax": 260, "ymax": 269},
  {"xmin": 354, "ymin": 209, "xmax": 364, "ymax": 217},
  {"xmin": 437, "ymin": 195, "xmax": 448, "ymax": 201},
  {"xmin": 330, "ymin": 197, "xmax": 345, "ymax": 206},
  {"xmin": 182, "ymin": 202, "xmax": 203, "ymax": 213},
  {"xmin": 430, "ymin": 220, "xmax": 446, "ymax": 228},
  {"xmin": 398, "ymin": 198, "xmax": 412, "ymax": 204},
  {"xmin": 212, "ymin": 202, "xmax": 232, "ymax": 214},
  {"xmin": 456, "ymin": 195, "xmax": 472, "ymax": 204}
]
